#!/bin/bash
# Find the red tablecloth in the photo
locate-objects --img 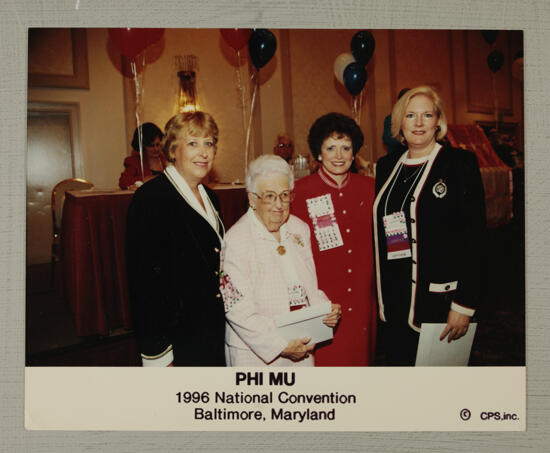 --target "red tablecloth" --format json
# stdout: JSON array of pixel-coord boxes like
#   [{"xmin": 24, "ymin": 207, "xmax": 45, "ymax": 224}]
[{"xmin": 61, "ymin": 186, "xmax": 248, "ymax": 336}]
